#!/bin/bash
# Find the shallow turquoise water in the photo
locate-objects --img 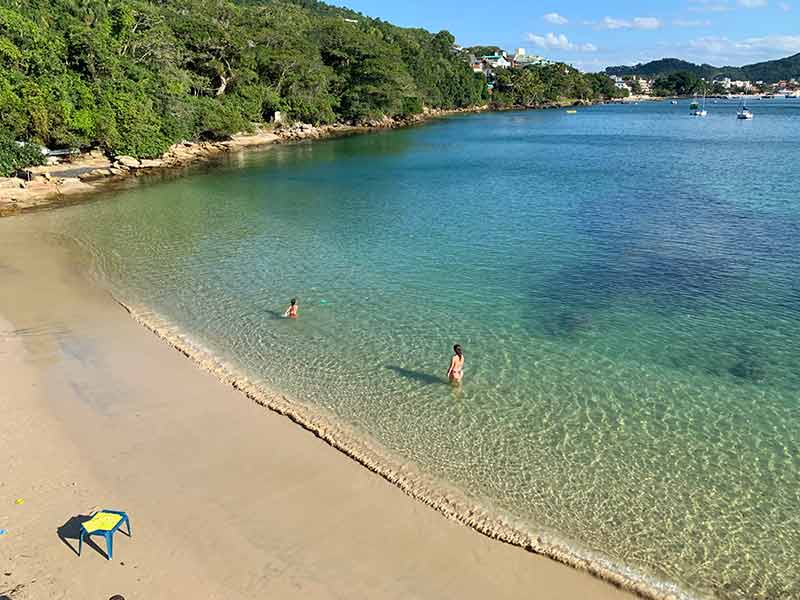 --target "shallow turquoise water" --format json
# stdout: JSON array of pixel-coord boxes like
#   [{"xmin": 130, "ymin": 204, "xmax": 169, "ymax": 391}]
[{"xmin": 11, "ymin": 99, "xmax": 800, "ymax": 599}]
